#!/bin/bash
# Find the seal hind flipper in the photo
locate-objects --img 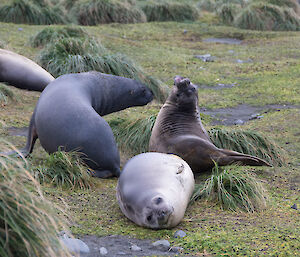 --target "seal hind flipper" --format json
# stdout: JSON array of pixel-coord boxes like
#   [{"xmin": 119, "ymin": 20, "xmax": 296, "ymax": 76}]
[
  {"xmin": 217, "ymin": 149, "xmax": 272, "ymax": 167},
  {"xmin": 92, "ymin": 168, "xmax": 121, "ymax": 178}
]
